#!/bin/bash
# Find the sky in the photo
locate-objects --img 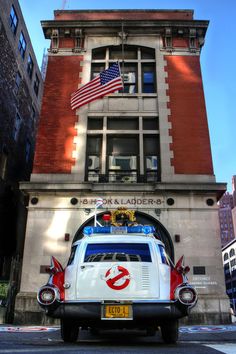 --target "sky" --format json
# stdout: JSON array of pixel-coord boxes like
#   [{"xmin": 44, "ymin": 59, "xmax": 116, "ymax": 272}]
[{"xmin": 18, "ymin": 0, "xmax": 235, "ymax": 192}]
